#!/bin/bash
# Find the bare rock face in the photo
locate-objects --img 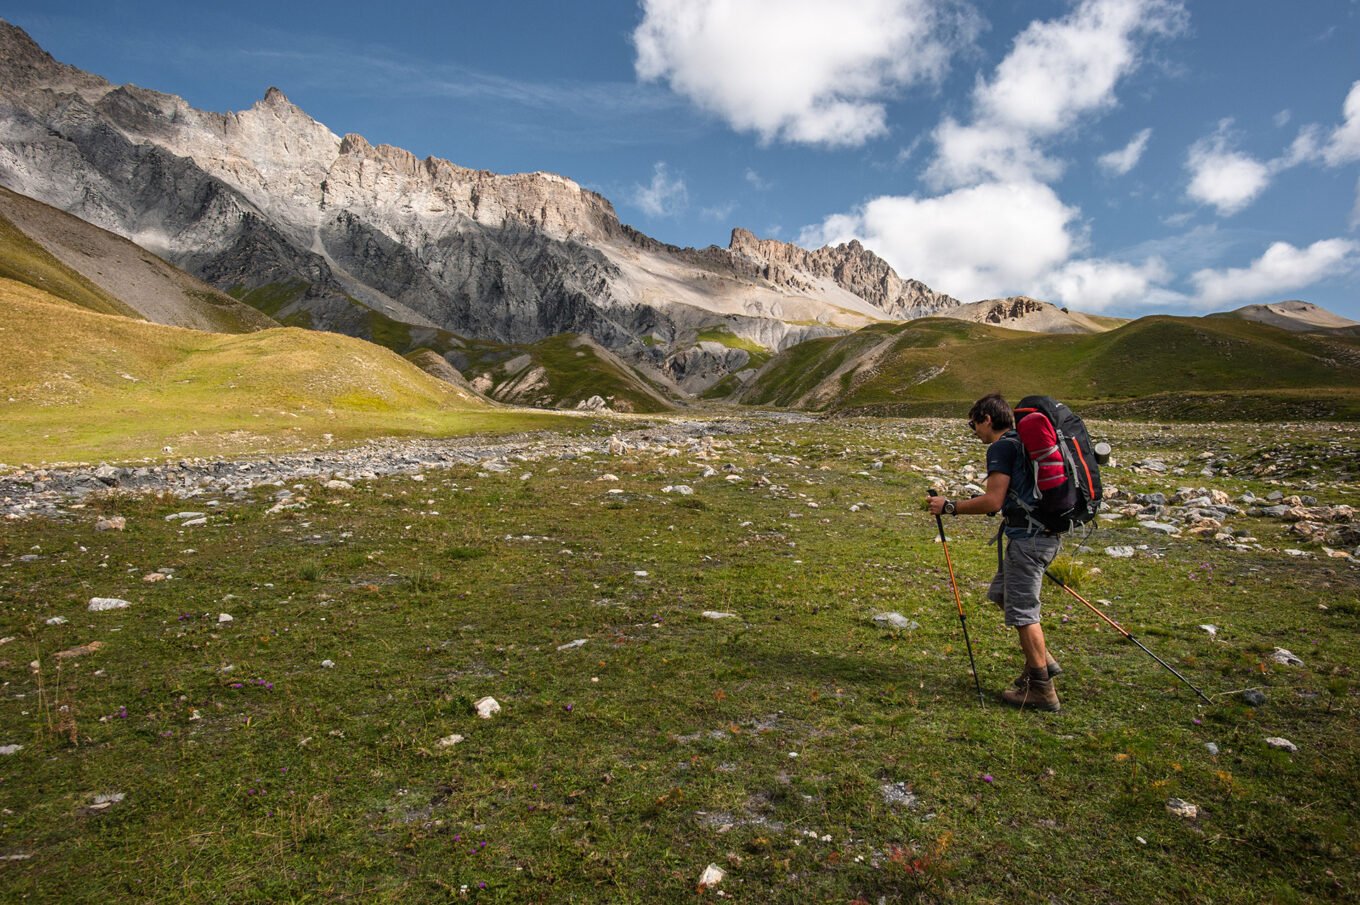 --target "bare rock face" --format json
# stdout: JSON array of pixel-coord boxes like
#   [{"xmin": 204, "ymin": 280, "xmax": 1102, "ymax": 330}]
[
  {"xmin": 0, "ymin": 20, "xmax": 966, "ymax": 397},
  {"xmin": 728, "ymin": 228, "xmax": 962, "ymax": 319}
]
